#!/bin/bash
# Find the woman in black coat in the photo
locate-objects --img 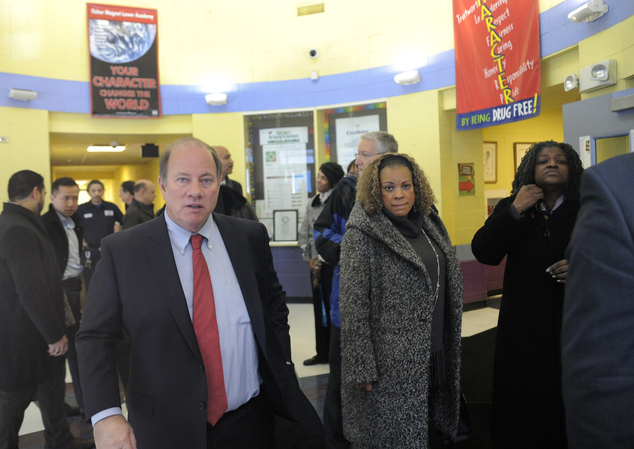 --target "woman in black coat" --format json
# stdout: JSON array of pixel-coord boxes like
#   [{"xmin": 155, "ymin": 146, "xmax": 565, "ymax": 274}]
[{"xmin": 471, "ymin": 141, "xmax": 584, "ymax": 448}]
